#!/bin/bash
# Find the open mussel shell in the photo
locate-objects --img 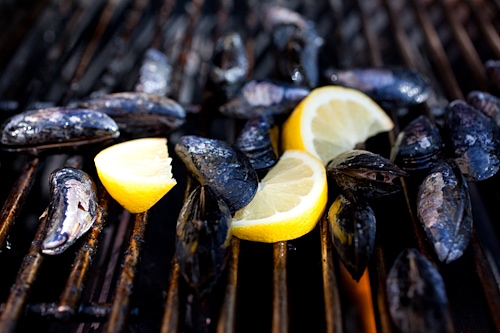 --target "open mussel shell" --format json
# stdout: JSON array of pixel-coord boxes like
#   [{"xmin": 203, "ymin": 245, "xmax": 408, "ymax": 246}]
[
  {"xmin": 235, "ymin": 115, "xmax": 278, "ymax": 177},
  {"xmin": 209, "ymin": 31, "xmax": 248, "ymax": 96},
  {"xmin": 391, "ymin": 115, "xmax": 445, "ymax": 173},
  {"xmin": 416, "ymin": 159, "xmax": 472, "ymax": 263},
  {"xmin": 218, "ymin": 79, "xmax": 310, "ymax": 120},
  {"xmin": 263, "ymin": 5, "xmax": 322, "ymax": 88},
  {"xmin": 175, "ymin": 185, "xmax": 232, "ymax": 298},
  {"xmin": 323, "ymin": 66, "xmax": 431, "ymax": 108},
  {"xmin": 174, "ymin": 135, "xmax": 259, "ymax": 211},
  {"xmin": 443, "ymin": 99, "xmax": 500, "ymax": 181},
  {"xmin": 42, "ymin": 167, "xmax": 101, "ymax": 255},
  {"xmin": 326, "ymin": 149, "xmax": 407, "ymax": 199},
  {"xmin": 386, "ymin": 248, "xmax": 451, "ymax": 333},
  {"xmin": 327, "ymin": 193, "xmax": 376, "ymax": 281},
  {"xmin": 78, "ymin": 91, "xmax": 186, "ymax": 138},
  {"xmin": 0, "ymin": 107, "xmax": 120, "ymax": 154}
]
